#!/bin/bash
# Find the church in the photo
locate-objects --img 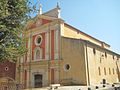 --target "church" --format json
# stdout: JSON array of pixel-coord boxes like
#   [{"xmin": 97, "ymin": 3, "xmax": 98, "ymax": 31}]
[{"xmin": 9, "ymin": 4, "xmax": 120, "ymax": 88}]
